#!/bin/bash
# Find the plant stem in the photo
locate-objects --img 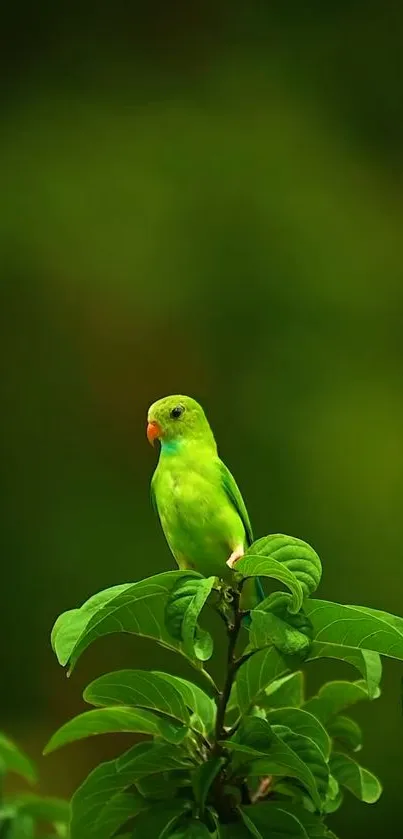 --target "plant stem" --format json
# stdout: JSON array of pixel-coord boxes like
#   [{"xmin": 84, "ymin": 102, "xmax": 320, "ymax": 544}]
[
  {"xmin": 241, "ymin": 781, "xmax": 252, "ymax": 804},
  {"xmin": 213, "ymin": 589, "xmax": 242, "ymax": 752},
  {"xmin": 210, "ymin": 588, "xmax": 246, "ymax": 822}
]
